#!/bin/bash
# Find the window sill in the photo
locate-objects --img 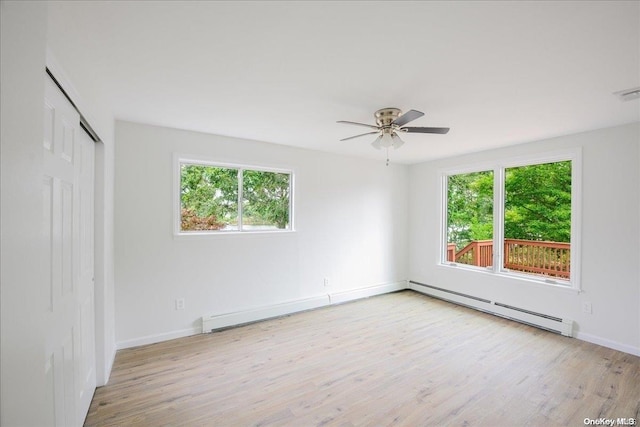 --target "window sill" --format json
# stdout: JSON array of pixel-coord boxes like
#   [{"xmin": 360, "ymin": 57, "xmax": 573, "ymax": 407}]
[
  {"xmin": 438, "ymin": 262, "xmax": 581, "ymax": 293},
  {"xmin": 174, "ymin": 229, "xmax": 297, "ymax": 239}
]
